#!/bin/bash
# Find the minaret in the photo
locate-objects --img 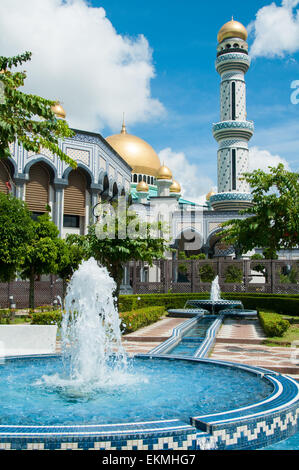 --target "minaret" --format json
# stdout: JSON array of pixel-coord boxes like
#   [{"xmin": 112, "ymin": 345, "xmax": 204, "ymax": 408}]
[{"xmin": 210, "ymin": 18, "xmax": 253, "ymax": 211}]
